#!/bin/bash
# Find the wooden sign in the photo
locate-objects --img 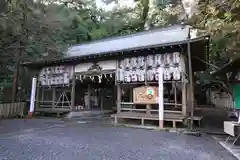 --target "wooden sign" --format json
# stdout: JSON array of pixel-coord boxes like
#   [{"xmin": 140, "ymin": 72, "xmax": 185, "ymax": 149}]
[{"xmin": 133, "ymin": 86, "xmax": 158, "ymax": 104}]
